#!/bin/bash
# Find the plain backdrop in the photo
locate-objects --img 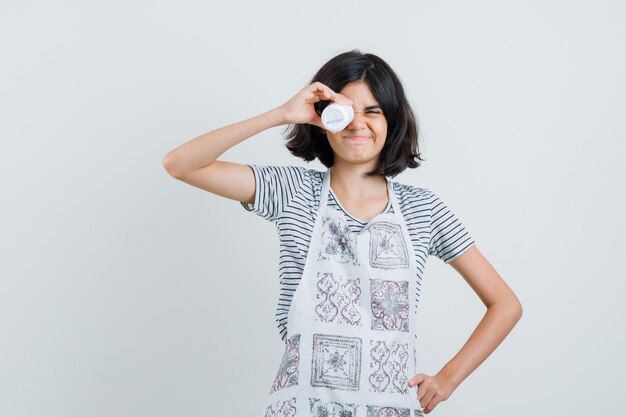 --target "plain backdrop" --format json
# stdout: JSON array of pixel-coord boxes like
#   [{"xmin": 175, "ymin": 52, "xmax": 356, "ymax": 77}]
[{"xmin": 1, "ymin": 1, "xmax": 624, "ymax": 416}]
